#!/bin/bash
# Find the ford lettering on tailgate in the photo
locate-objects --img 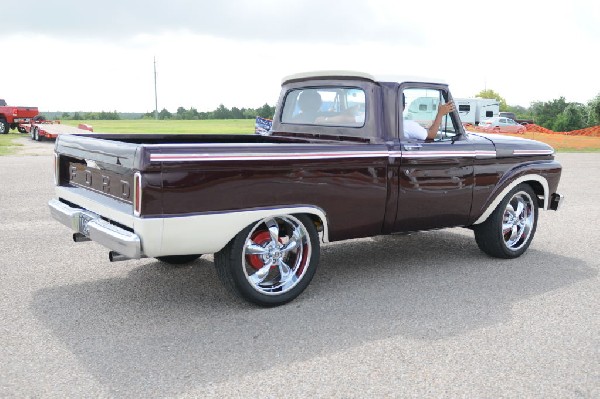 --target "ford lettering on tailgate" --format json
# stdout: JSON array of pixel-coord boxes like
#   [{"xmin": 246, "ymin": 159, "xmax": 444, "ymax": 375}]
[{"xmin": 68, "ymin": 161, "xmax": 132, "ymax": 203}]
